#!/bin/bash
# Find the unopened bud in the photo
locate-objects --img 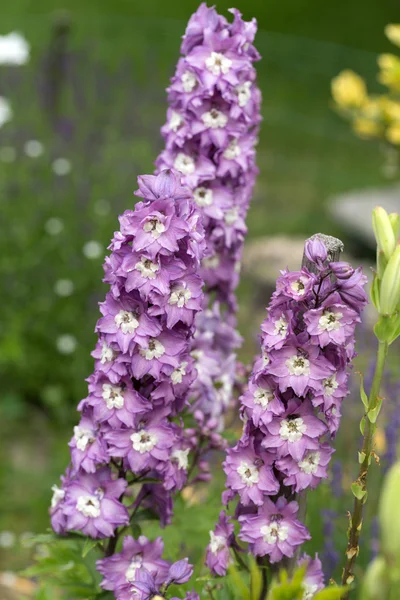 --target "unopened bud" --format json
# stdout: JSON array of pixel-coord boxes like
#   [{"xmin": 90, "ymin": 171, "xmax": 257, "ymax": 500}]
[
  {"xmin": 379, "ymin": 461, "xmax": 400, "ymax": 559},
  {"xmin": 360, "ymin": 557, "xmax": 389, "ymax": 600},
  {"xmin": 379, "ymin": 245, "xmax": 400, "ymax": 315},
  {"xmin": 389, "ymin": 212, "xmax": 400, "ymax": 240},
  {"xmin": 372, "ymin": 206, "xmax": 396, "ymax": 261}
]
